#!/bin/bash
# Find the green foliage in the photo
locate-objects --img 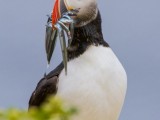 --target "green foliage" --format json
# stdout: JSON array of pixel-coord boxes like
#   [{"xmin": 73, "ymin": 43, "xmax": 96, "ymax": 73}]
[{"xmin": 0, "ymin": 97, "xmax": 77, "ymax": 120}]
